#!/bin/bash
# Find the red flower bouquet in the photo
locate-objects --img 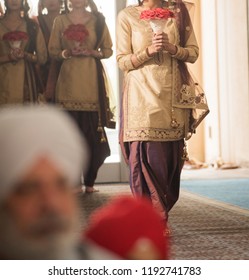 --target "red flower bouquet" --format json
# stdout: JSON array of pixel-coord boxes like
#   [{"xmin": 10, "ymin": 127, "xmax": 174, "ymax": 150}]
[
  {"xmin": 63, "ymin": 24, "xmax": 89, "ymax": 49},
  {"xmin": 3, "ymin": 31, "xmax": 29, "ymax": 49},
  {"xmin": 140, "ymin": 8, "xmax": 175, "ymax": 34},
  {"xmin": 140, "ymin": 8, "xmax": 175, "ymax": 20}
]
